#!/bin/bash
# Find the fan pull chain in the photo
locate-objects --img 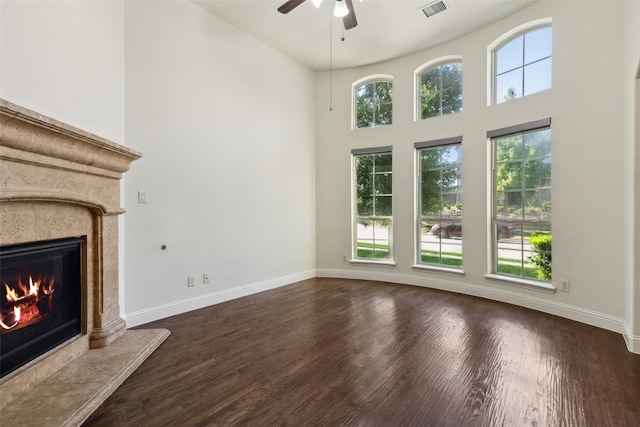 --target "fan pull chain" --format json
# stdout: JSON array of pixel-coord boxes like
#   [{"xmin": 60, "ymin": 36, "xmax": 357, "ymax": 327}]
[{"xmin": 329, "ymin": 14, "xmax": 333, "ymax": 112}]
